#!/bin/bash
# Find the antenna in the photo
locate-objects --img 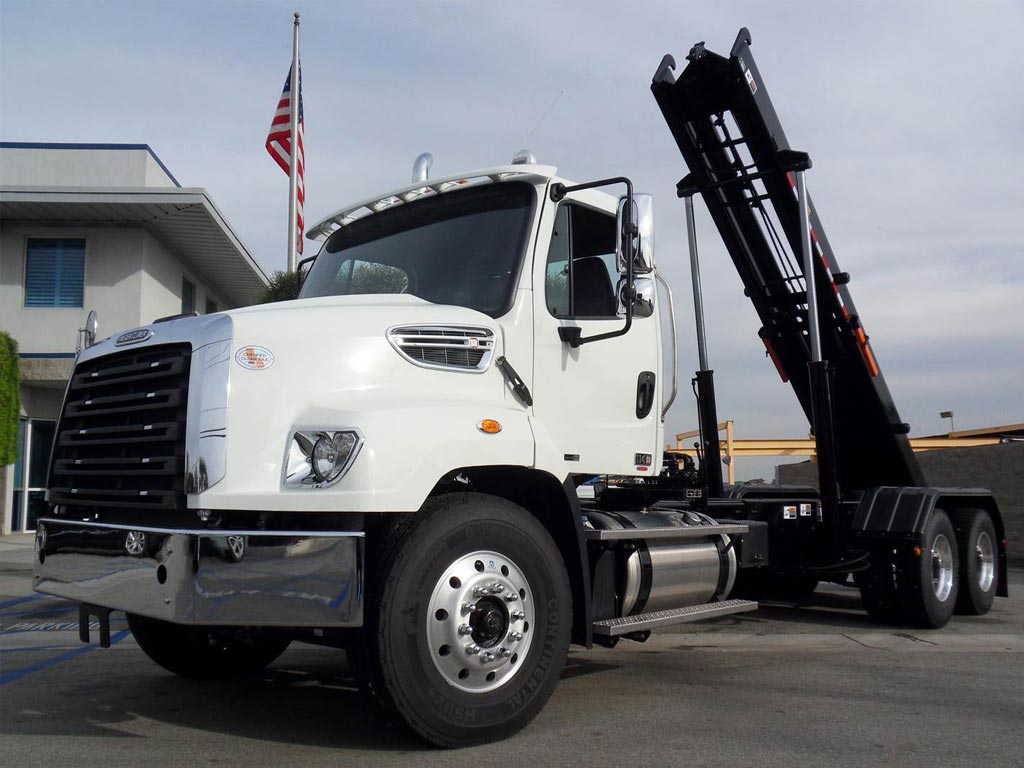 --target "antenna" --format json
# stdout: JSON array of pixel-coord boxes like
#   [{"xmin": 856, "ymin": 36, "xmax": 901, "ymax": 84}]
[{"xmin": 522, "ymin": 89, "xmax": 565, "ymax": 148}]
